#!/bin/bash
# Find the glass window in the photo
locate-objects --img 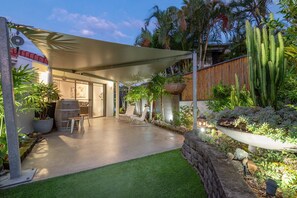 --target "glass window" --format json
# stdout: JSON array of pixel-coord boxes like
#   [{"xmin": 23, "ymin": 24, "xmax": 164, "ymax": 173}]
[{"xmin": 53, "ymin": 78, "xmax": 75, "ymax": 99}]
